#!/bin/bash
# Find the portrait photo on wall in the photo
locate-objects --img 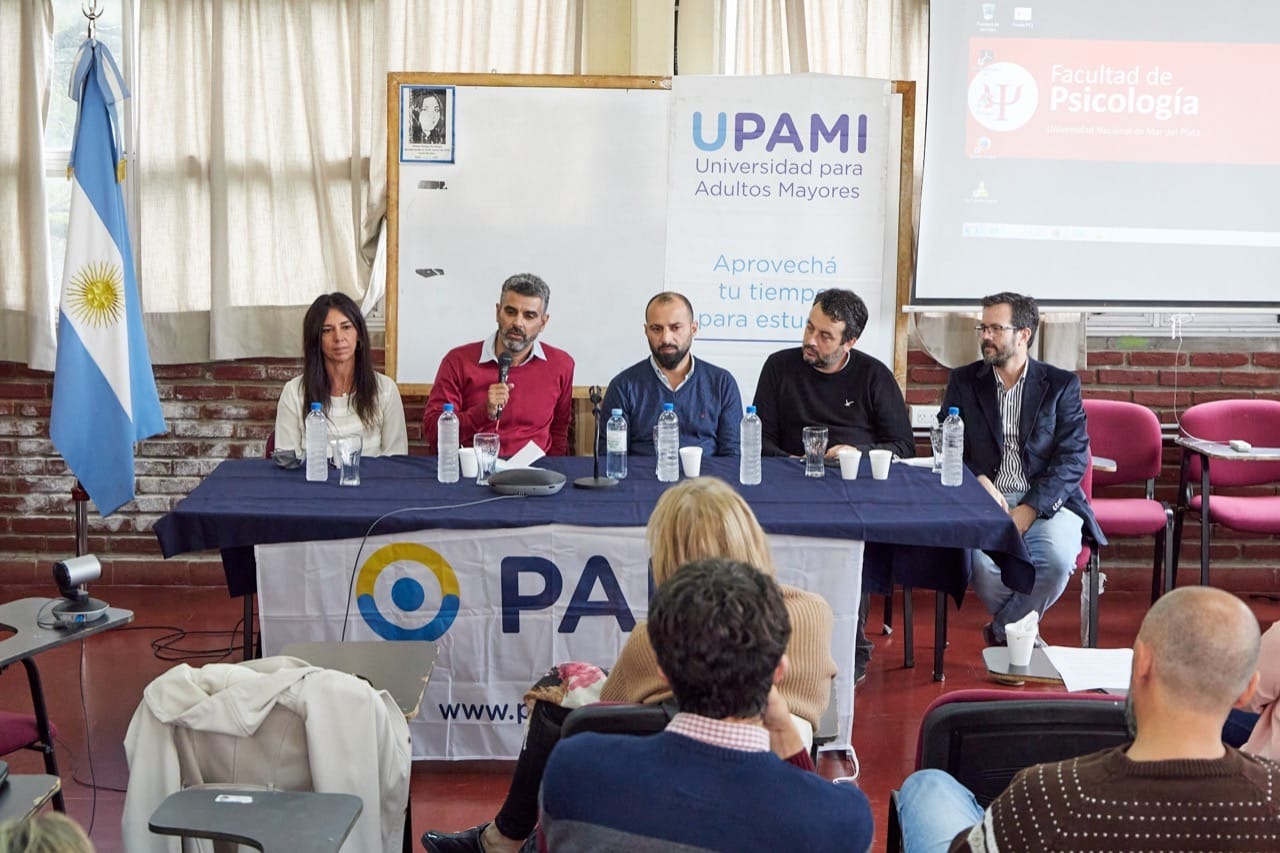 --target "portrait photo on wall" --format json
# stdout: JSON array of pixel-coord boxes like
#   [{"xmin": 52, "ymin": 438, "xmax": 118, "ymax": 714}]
[{"xmin": 401, "ymin": 85, "xmax": 455, "ymax": 163}]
